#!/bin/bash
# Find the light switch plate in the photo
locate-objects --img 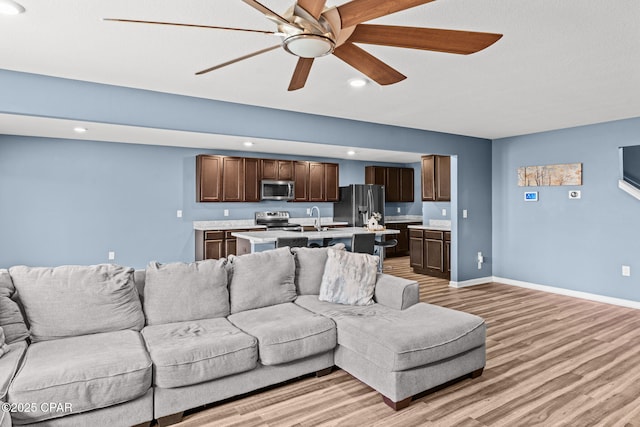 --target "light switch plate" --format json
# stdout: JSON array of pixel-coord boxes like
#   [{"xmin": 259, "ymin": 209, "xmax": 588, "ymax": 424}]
[{"xmin": 622, "ymin": 265, "xmax": 631, "ymax": 277}]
